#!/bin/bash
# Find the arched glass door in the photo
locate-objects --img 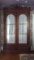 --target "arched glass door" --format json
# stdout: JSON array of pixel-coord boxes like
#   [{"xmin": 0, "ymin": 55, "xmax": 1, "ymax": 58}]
[
  {"xmin": 4, "ymin": 7, "xmax": 30, "ymax": 53},
  {"xmin": 6, "ymin": 14, "xmax": 15, "ymax": 44},
  {"xmin": 18, "ymin": 14, "xmax": 27, "ymax": 44}
]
